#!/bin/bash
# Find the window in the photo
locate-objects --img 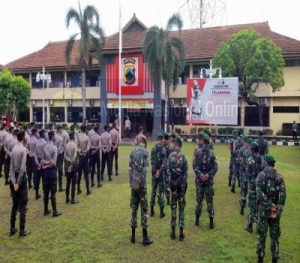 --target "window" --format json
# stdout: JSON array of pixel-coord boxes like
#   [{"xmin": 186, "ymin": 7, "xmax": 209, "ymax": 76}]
[
  {"xmin": 193, "ymin": 64, "xmax": 209, "ymax": 78},
  {"xmin": 273, "ymin": 106, "xmax": 299, "ymax": 113},
  {"xmin": 170, "ymin": 107, "xmax": 186, "ymax": 125},
  {"xmin": 244, "ymin": 106, "xmax": 269, "ymax": 127},
  {"xmin": 179, "ymin": 66, "xmax": 189, "ymax": 84},
  {"xmin": 67, "ymin": 107, "xmax": 83, "ymax": 123},
  {"xmin": 285, "ymin": 60, "xmax": 300, "ymax": 67},
  {"xmin": 87, "ymin": 107, "xmax": 100, "ymax": 123},
  {"xmin": 33, "ymin": 107, "xmax": 47, "ymax": 122},
  {"xmin": 50, "ymin": 107, "xmax": 65, "ymax": 122}
]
